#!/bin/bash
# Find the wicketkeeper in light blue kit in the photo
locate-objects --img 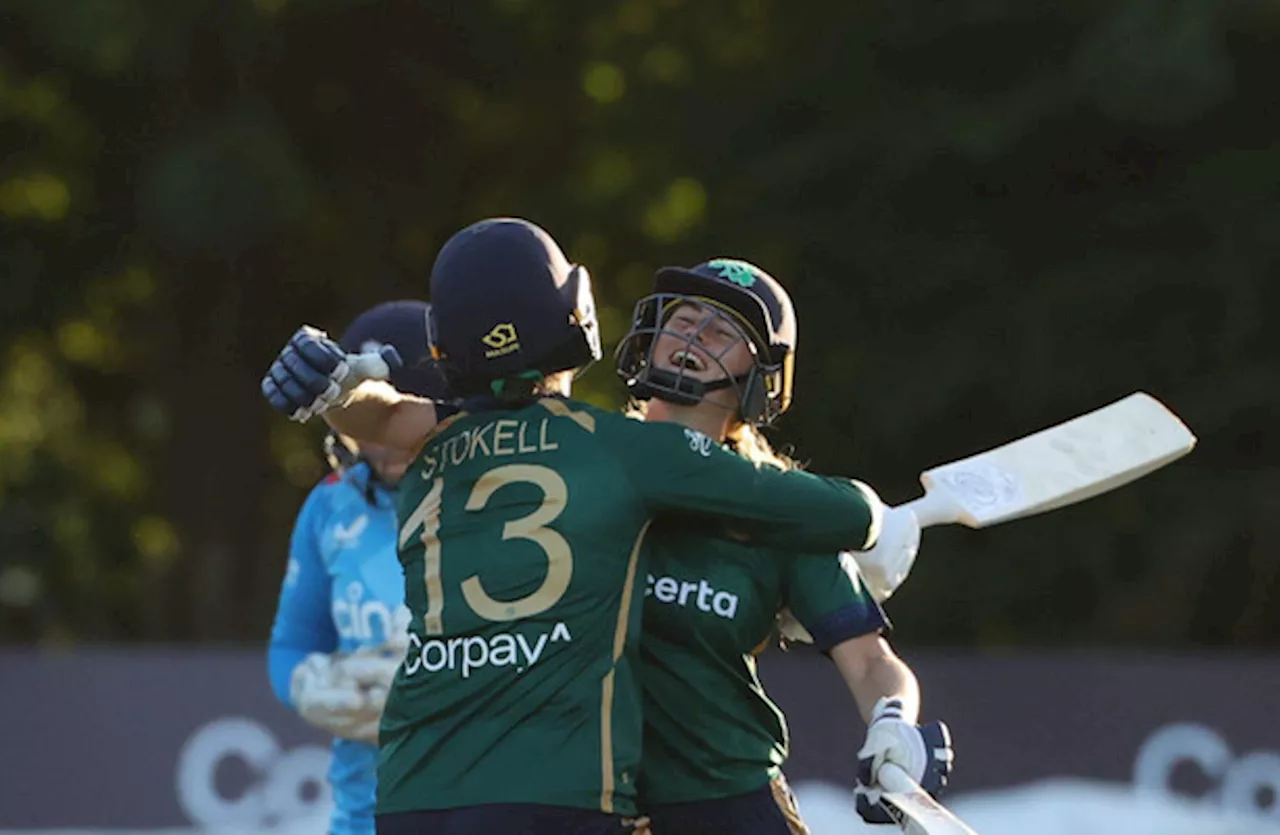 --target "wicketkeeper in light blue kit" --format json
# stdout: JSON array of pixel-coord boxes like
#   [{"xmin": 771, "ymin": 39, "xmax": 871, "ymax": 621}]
[{"xmin": 267, "ymin": 300, "xmax": 449, "ymax": 835}]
